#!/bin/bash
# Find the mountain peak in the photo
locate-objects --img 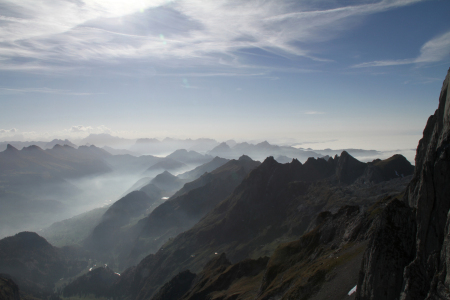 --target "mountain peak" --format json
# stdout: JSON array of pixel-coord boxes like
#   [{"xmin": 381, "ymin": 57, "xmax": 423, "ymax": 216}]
[
  {"xmin": 217, "ymin": 142, "xmax": 230, "ymax": 148},
  {"xmin": 152, "ymin": 170, "xmax": 177, "ymax": 183},
  {"xmin": 21, "ymin": 145, "xmax": 44, "ymax": 151},
  {"xmin": 161, "ymin": 170, "xmax": 174, "ymax": 176},
  {"xmin": 136, "ymin": 138, "xmax": 160, "ymax": 144},
  {"xmin": 5, "ymin": 144, "xmax": 19, "ymax": 152},
  {"xmin": 172, "ymin": 149, "xmax": 188, "ymax": 154},
  {"xmin": 256, "ymin": 141, "xmax": 271, "ymax": 147},
  {"xmin": 291, "ymin": 158, "xmax": 302, "ymax": 166},
  {"xmin": 335, "ymin": 151, "xmax": 366, "ymax": 184},
  {"xmin": 238, "ymin": 155, "xmax": 253, "ymax": 162},
  {"xmin": 10, "ymin": 231, "xmax": 52, "ymax": 249},
  {"xmin": 202, "ymin": 253, "xmax": 231, "ymax": 272},
  {"xmin": 262, "ymin": 156, "xmax": 276, "ymax": 164}
]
